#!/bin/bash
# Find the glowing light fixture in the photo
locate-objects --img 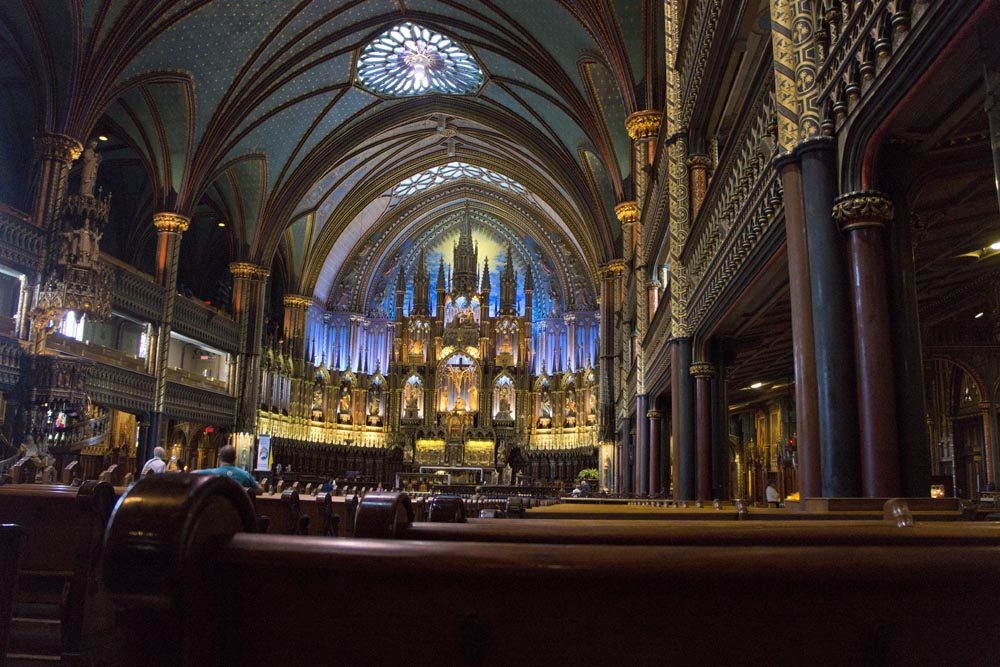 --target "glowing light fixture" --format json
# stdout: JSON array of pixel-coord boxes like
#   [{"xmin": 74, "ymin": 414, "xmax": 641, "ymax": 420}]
[
  {"xmin": 991, "ymin": 242, "xmax": 1000, "ymax": 251},
  {"xmin": 217, "ymin": 221, "xmax": 226, "ymax": 227},
  {"xmin": 750, "ymin": 382, "xmax": 763, "ymax": 389},
  {"xmin": 976, "ymin": 312, "xmax": 985, "ymax": 318},
  {"xmin": 97, "ymin": 135, "xmax": 108, "ymax": 142}
]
